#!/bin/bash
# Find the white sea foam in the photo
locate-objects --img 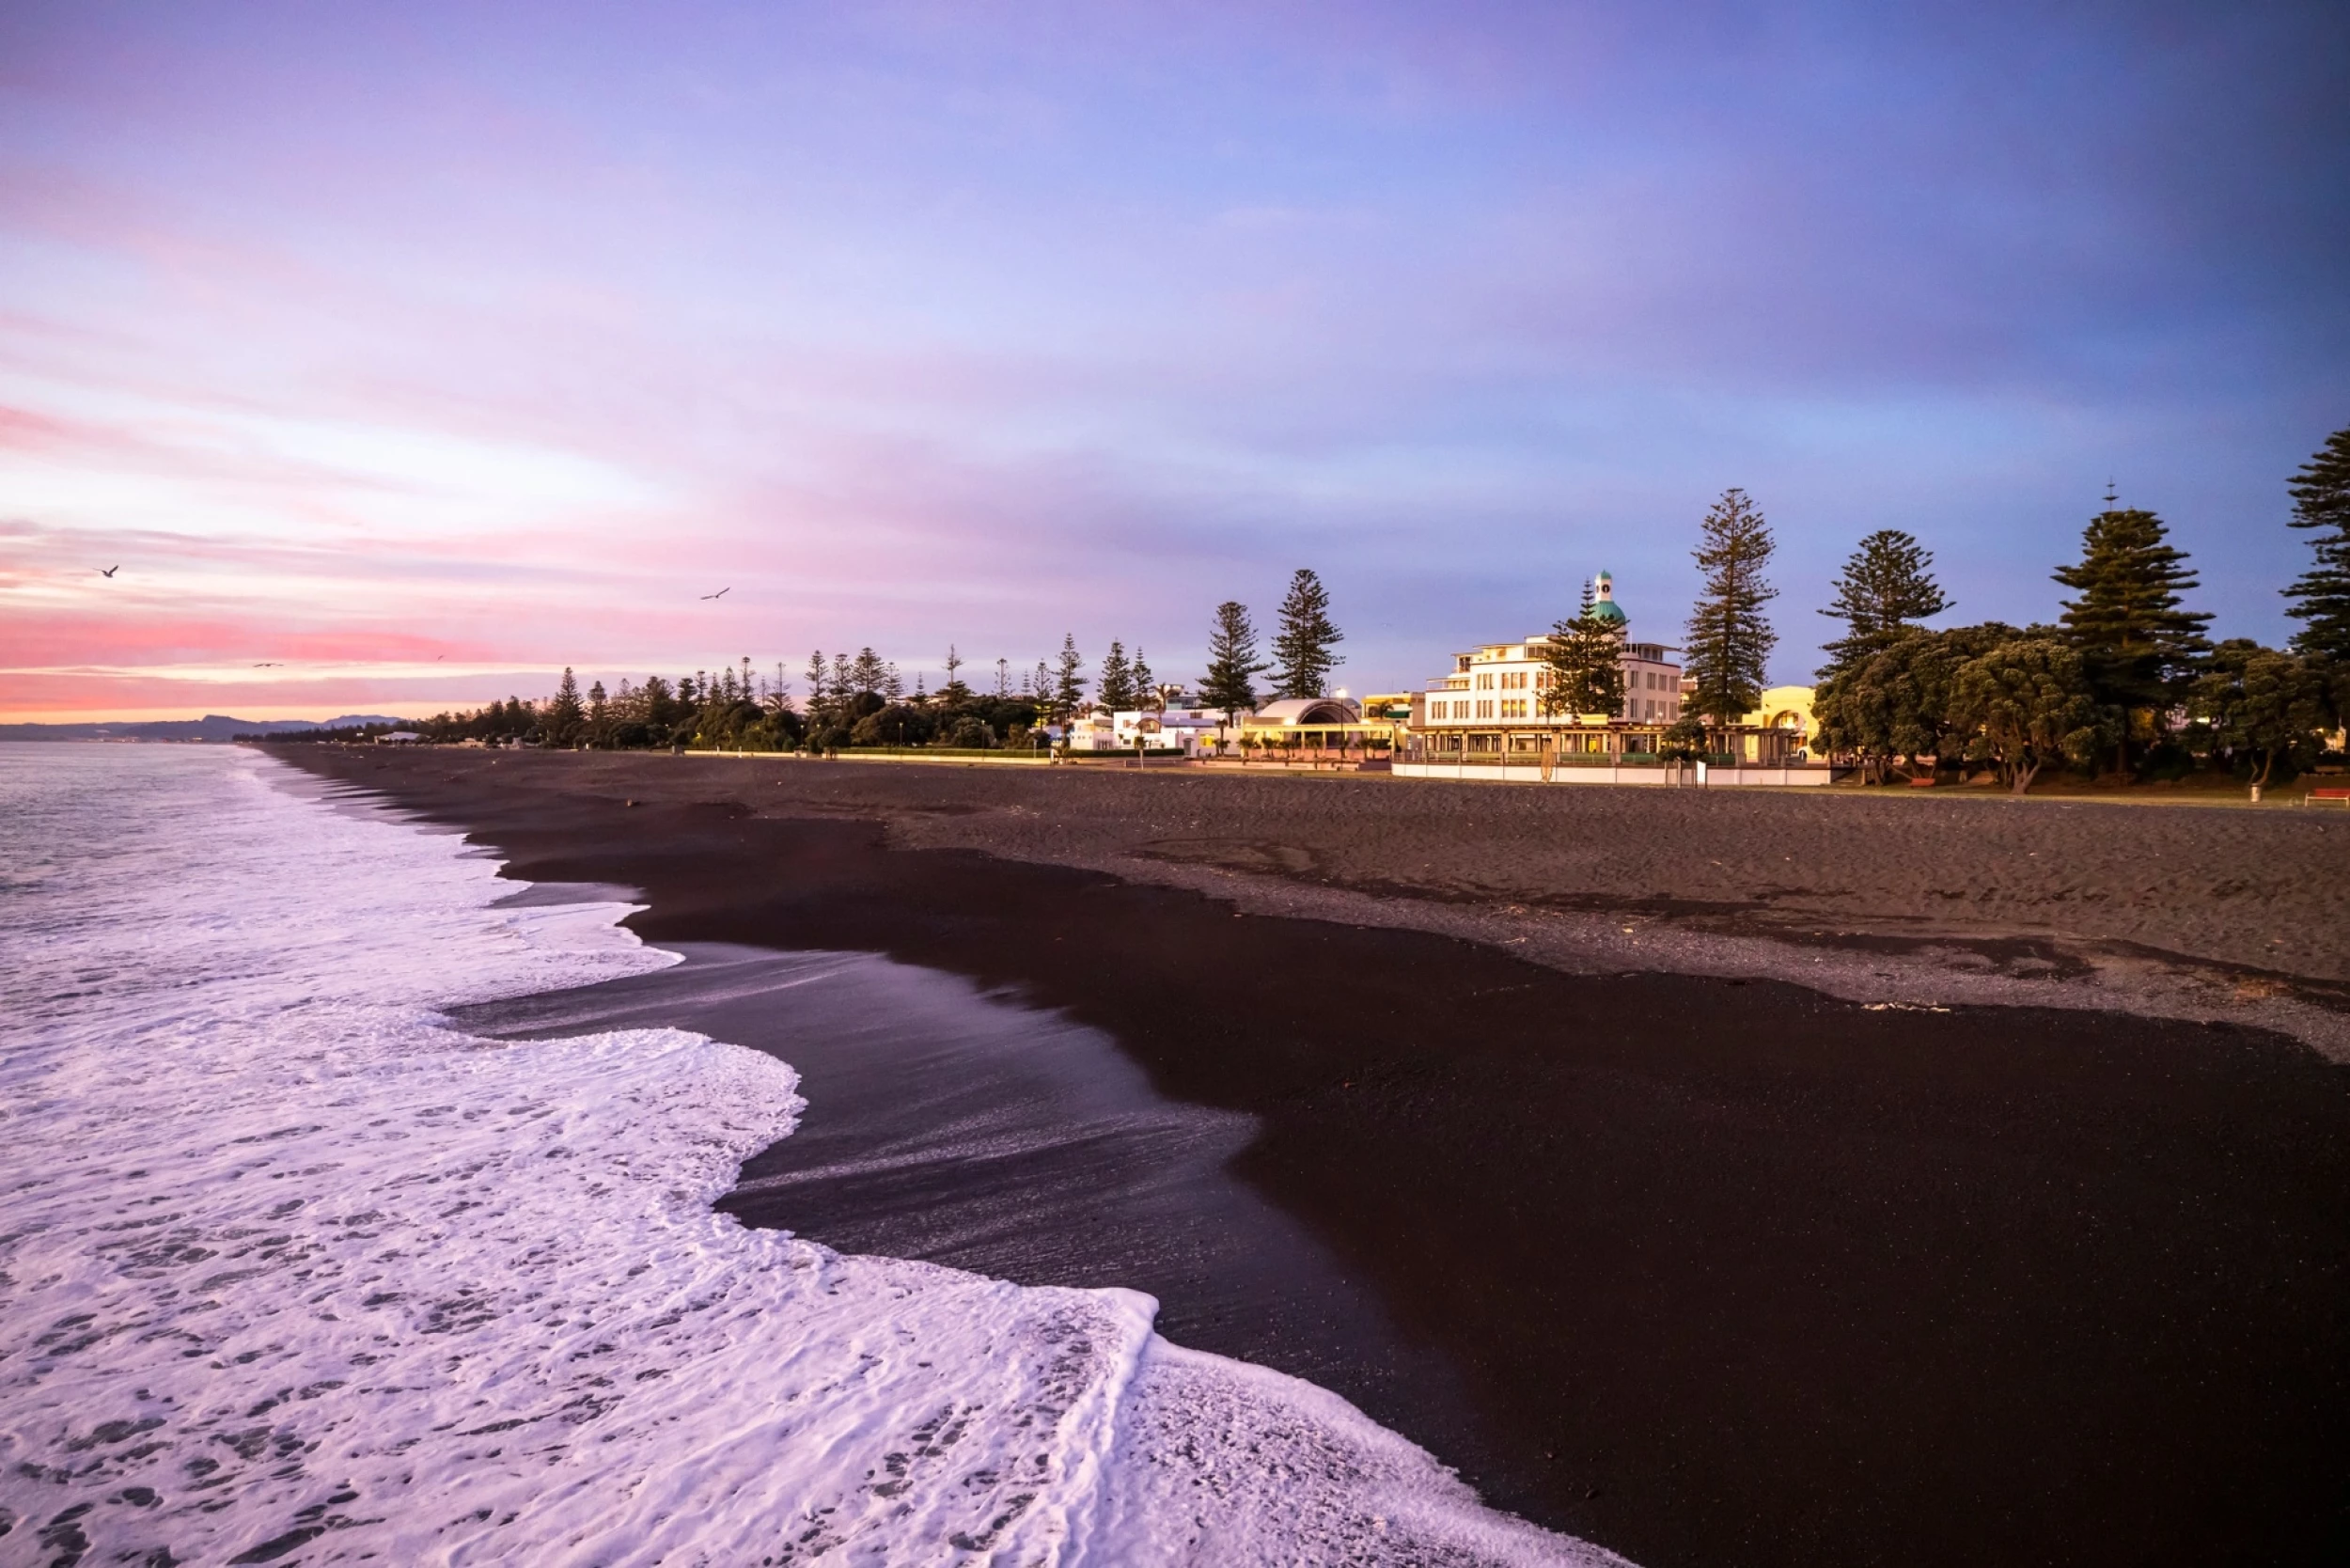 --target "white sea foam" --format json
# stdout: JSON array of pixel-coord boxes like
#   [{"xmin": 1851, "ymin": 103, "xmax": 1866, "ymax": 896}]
[{"xmin": 0, "ymin": 745, "xmax": 1620, "ymax": 1566}]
